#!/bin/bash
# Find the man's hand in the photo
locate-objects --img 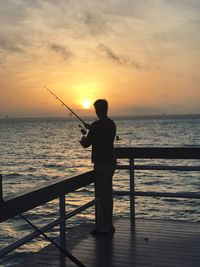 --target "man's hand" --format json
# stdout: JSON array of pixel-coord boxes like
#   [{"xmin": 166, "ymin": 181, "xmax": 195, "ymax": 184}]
[
  {"xmin": 84, "ymin": 123, "xmax": 91, "ymax": 130},
  {"xmin": 79, "ymin": 135, "xmax": 87, "ymax": 147},
  {"xmin": 81, "ymin": 136, "xmax": 86, "ymax": 142}
]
